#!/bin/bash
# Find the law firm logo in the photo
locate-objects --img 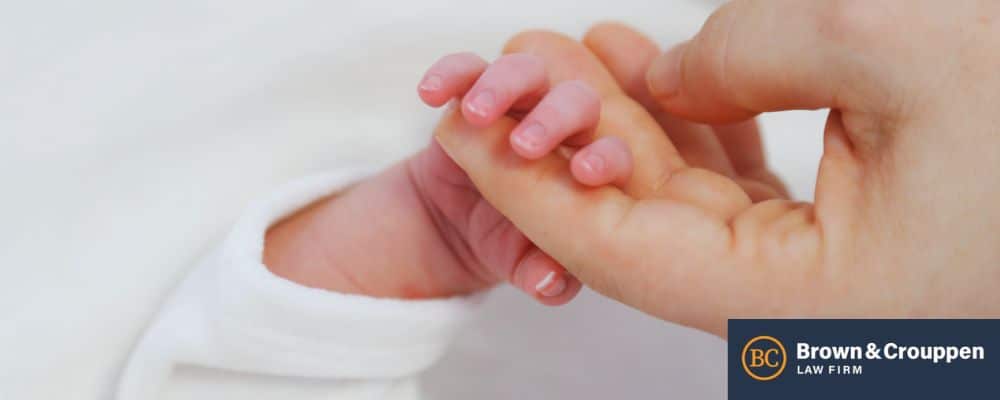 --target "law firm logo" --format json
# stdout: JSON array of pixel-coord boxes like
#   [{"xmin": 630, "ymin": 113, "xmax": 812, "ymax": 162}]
[{"xmin": 741, "ymin": 335, "xmax": 787, "ymax": 381}]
